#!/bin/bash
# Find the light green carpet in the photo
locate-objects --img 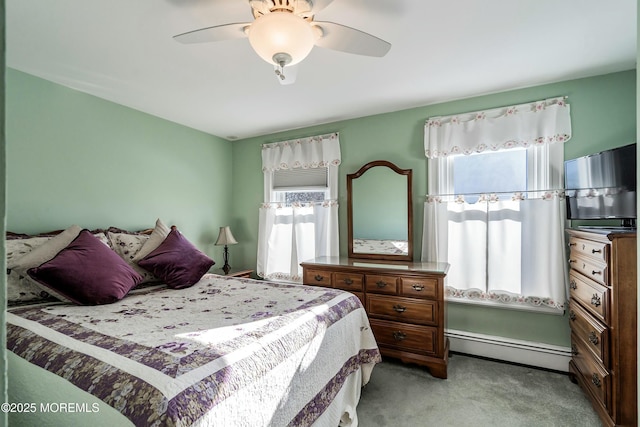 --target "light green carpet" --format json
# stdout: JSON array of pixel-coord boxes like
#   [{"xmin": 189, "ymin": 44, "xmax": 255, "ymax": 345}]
[{"xmin": 357, "ymin": 353, "xmax": 601, "ymax": 427}]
